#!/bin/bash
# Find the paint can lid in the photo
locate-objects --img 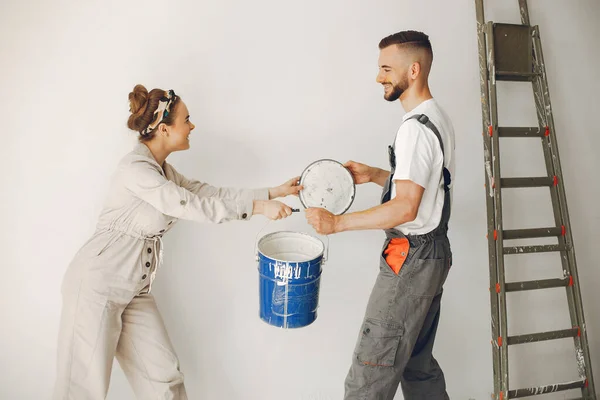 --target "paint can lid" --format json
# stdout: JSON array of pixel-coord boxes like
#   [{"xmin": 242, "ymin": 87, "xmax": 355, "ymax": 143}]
[{"xmin": 298, "ymin": 159, "xmax": 355, "ymax": 215}]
